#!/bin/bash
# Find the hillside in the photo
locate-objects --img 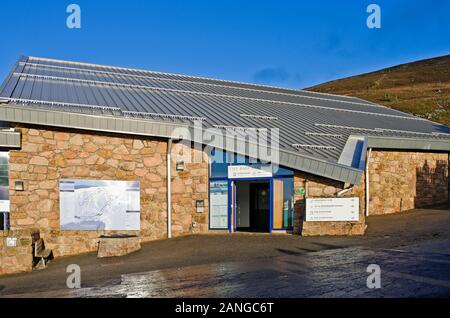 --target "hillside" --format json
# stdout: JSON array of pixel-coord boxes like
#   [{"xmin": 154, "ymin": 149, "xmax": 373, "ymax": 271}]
[{"xmin": 306, "ymin": 55, "xmax": 450, "ymax": 126}]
